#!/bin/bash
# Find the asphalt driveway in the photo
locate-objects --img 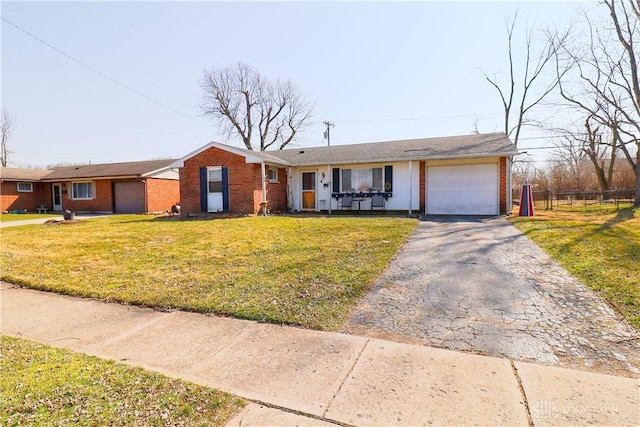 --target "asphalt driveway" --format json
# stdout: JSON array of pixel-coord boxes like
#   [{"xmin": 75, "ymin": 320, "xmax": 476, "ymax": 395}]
[{"xmin": 343, "ymin": 216, "xmax": 640, "ymax": 376}]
